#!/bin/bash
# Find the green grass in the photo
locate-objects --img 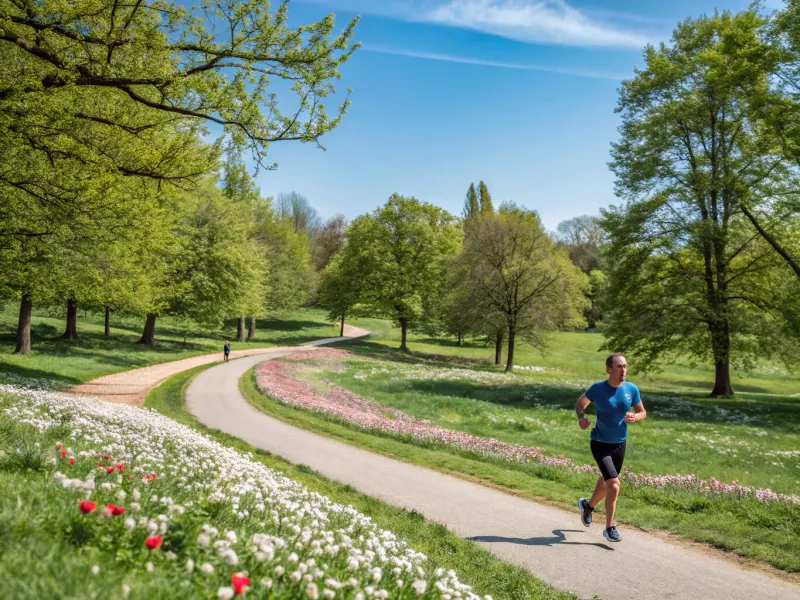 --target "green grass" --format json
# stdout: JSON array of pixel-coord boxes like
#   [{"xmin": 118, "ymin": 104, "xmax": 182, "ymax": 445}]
[
  {"xmin": 142, "ymin": 364, "xmax": 572, "ymax": 600},
  {"xmin": 242, "ymin": 333, "xmax": 800, "ymax": 573},
  {"xmin": 0, "ymin": 303, "xmax": 339, "ymax": 388},
  {"xmin": 344, "ymin": 320, "xmax": 800, "ymax": 397}
]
